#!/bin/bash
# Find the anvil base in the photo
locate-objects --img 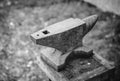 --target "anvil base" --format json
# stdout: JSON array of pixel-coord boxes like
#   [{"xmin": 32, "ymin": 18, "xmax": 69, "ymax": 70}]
[
  {"xmin": 38, "ymin": 47, "xmax": 115, "ymax": 81},
  {"xmin": 40, "ymin": 47, "xmax": 69, "ymax": 71},
  {"xmin": 40, "ymin": 46, "xmax": 93, "ymax": 71}
]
